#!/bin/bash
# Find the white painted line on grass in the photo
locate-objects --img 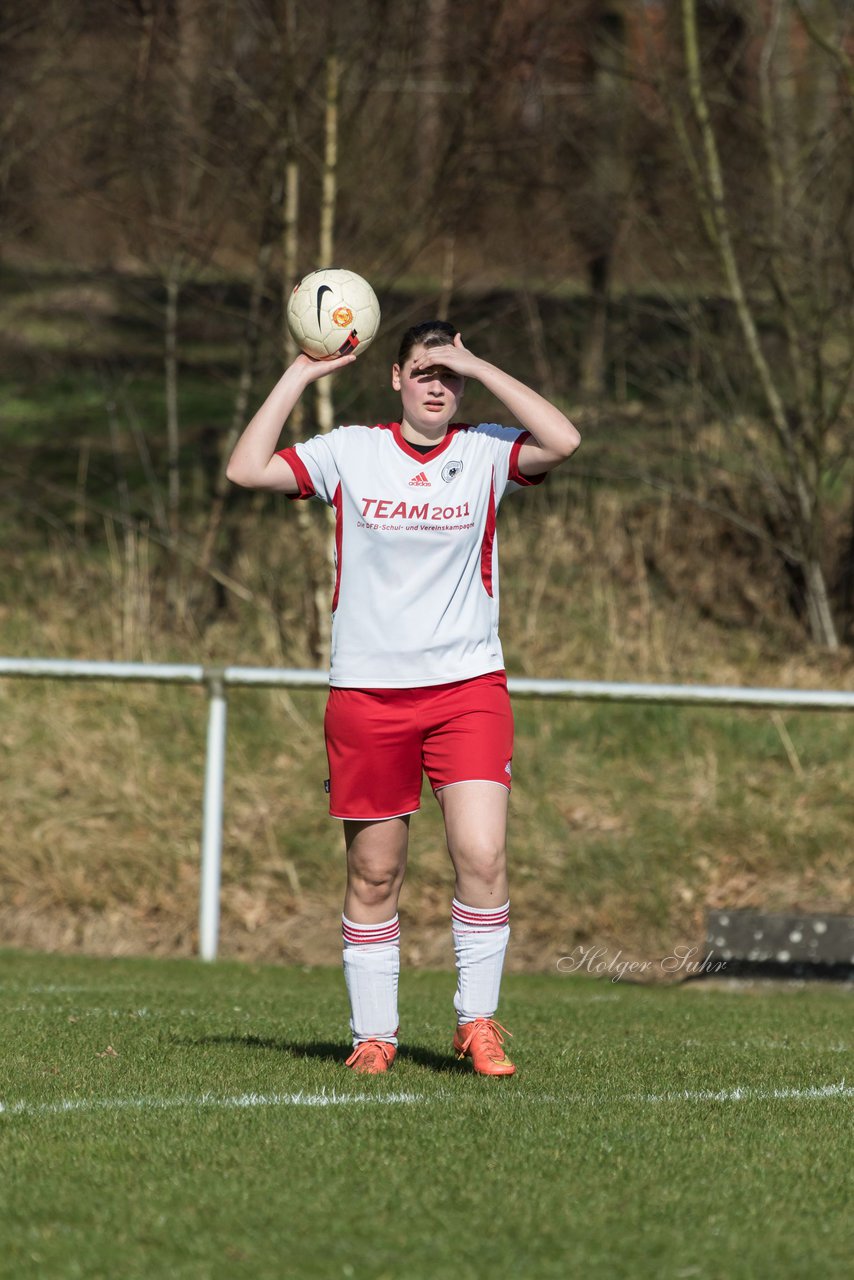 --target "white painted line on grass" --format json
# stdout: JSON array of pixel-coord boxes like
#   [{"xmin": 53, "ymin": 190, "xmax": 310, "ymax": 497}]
[
  {"xmin": 0, "ymin": 1089, "xmax": 425, "ymax": 1118},
  {"xmin": 2, "ymin": 1081, "xmax": 851, "ymax": 1119},
  {"xmin": 0, "ymin": 985, "xmax": 141, "ymax": 995},
  {"xmin": 640, "ymin": 1081, "xmax": 853, "ymax": 1103},
  {"xmin": 523, "ymin": 1081, "xmax": 853, "ymax": 1105}
]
